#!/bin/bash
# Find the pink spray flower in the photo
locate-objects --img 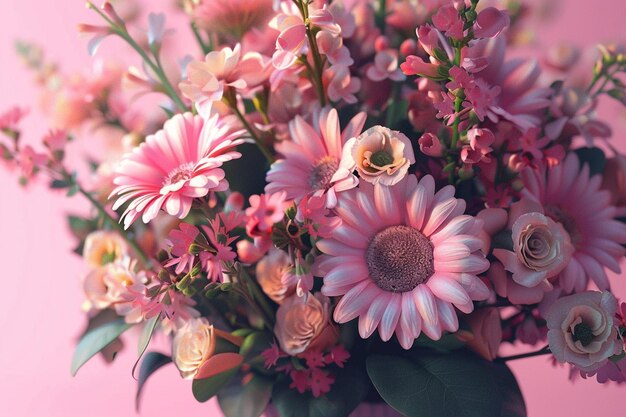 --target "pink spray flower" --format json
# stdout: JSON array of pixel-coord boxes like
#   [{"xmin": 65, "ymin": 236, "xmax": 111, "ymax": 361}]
[
  {"xmin": 401, "ymin": 55, "xmax": 440, "ymax": 79},
  {"xmin": 473, "ymin": 8, "xmax": 510, "ymax": 39},
  {"xmin": 316, "ymin": 176, "xmax": 490, "ymax": 348},
  {"xmin": 110, "ymin": 113, "xmax": 244, "ymax": 229},
  {"xmin": 179, "ymin": 44, "xmax": 270, "ymax": 117},
  {"xmin": 418, "ymin": 133, "xmax": 445, "ymax": 157},
  {"xmin": 431, "ymin": 4, "xmax": 464, "ymax": 40}
]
